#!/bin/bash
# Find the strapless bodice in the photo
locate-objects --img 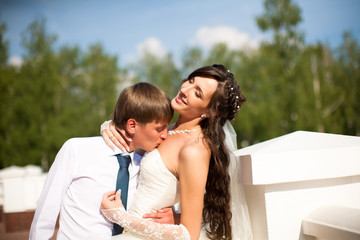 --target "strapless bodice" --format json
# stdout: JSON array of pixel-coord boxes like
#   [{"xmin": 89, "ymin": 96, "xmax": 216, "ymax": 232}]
[{"xmin": 128, "ymin": 149, "xmax": 180, "ymax": 218}]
